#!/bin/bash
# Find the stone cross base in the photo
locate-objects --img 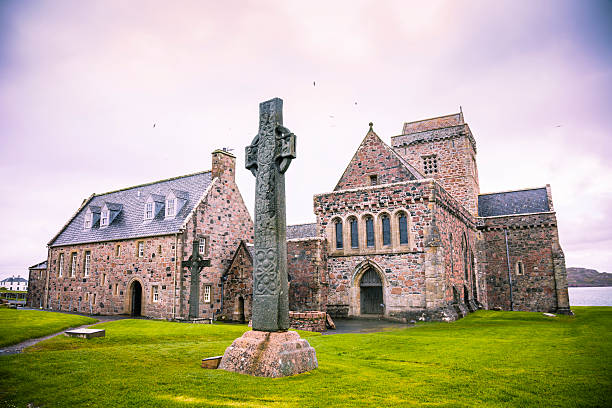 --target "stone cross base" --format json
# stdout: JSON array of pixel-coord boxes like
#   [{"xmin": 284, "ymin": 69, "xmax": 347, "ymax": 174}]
[{"xmin": 219, "ymin": 330, "xmax": 317, "ymax": 377}]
